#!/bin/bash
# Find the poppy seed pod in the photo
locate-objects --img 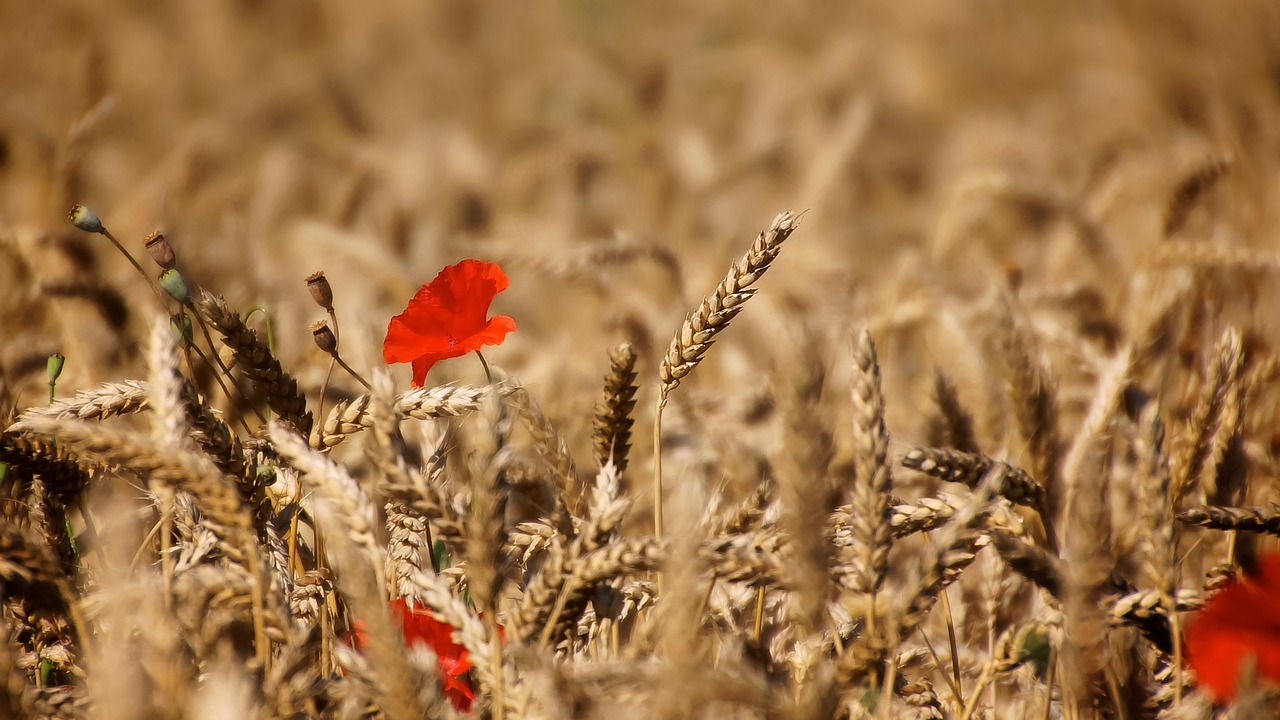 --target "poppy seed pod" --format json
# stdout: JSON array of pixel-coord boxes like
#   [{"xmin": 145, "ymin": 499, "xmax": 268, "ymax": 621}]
[
  {"xmin": 144, "ymin": 231, "xmax": 177, "ymax": 270},
  {"xmin": 310, "ymin": 320, "xmax": 338, "ymax": 354},
  {"xmin": 170, "ymin": 313, "xmax": 194, "ymax": 347},
  {"xmin": 306, "ymin": 271, "xmax": 334, "ymax": 311},
  {"xmin": 46, "ymin": 353, "xmax": 65, "ymax": 384},
  {"xmin": 158, "ymin": 268, "xmax": 191, "ymax": 305},
  {"xmin": 68, "ymin": 205, "xmax": 105, "ymax": 234}
]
